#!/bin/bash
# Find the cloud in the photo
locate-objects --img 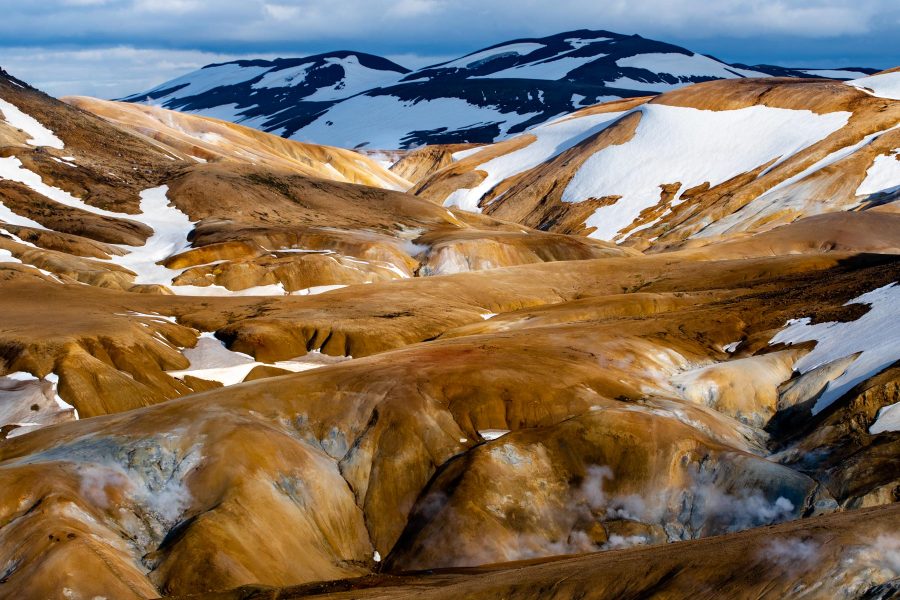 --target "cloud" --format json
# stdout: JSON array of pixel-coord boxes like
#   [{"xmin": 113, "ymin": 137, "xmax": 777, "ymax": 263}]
[
  {"xmin": 0, "ymin": 46, "xmax": 280, "ymax": 98},
  {"xmin": 2, "ymin": 0, "xmax": 896, "ymax": 48}
]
